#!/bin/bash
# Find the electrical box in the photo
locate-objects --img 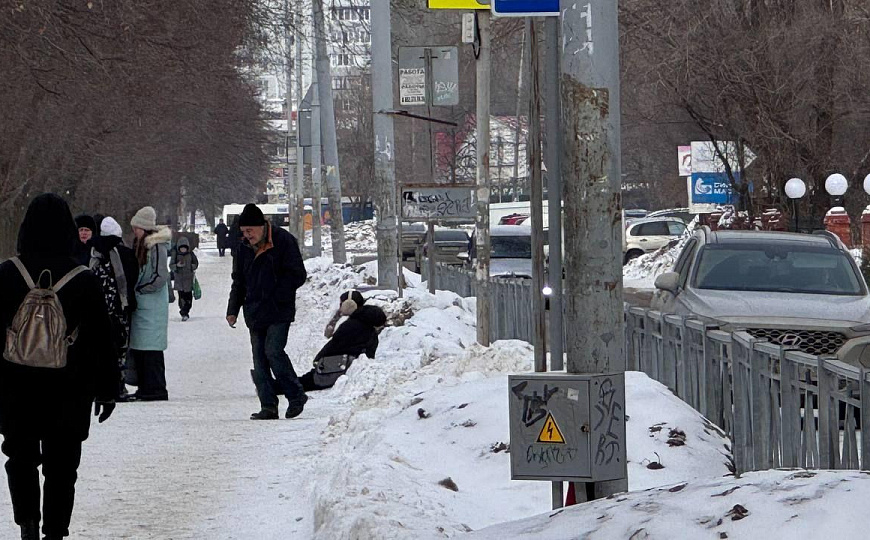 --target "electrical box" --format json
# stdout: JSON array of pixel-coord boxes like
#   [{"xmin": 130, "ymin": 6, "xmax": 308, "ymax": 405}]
[{"xmin": 508, "ymin": 372, "xmax": 627, "ymax": 482}]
